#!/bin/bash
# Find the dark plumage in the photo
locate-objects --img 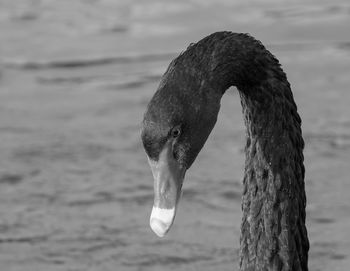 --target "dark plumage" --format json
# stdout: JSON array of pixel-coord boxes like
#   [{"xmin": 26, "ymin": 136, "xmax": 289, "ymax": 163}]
[{"xmin": 141, "ymin": 32, "xmax": 309, "ymax": 270}]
